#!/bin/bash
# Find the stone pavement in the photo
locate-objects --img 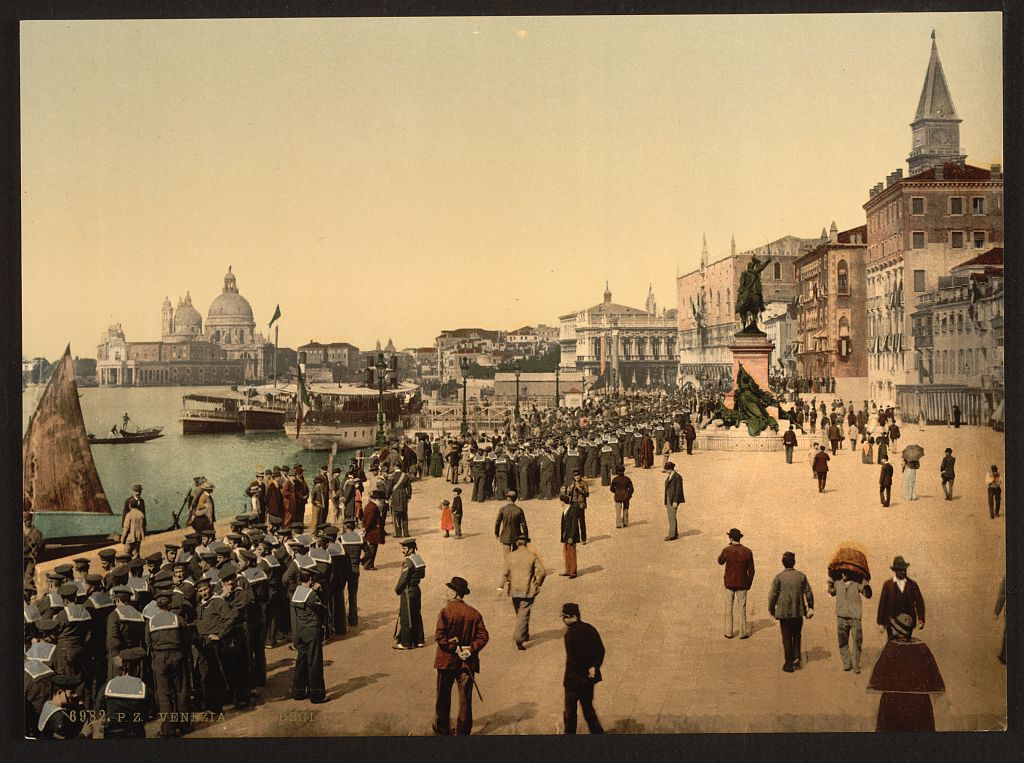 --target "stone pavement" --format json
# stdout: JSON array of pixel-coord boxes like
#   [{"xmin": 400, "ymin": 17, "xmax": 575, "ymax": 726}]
[{"xmin": 35, "ymin": 422, "xmax": 1007, "ymax": 735}]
